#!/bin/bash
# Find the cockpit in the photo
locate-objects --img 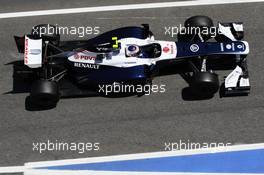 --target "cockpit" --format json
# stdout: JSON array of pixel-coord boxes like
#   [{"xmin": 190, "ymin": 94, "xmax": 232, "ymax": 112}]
[{"xmin": 125, "ymin": 43, "xmax": 161, "ymax": 58}]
